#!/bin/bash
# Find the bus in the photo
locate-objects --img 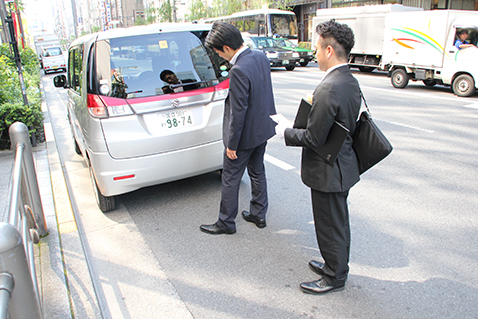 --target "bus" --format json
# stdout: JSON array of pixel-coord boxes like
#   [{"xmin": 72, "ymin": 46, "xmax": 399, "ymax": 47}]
[{"xmin": 203, "ymin": 9, "xmax": 298, "ymax": 44}]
